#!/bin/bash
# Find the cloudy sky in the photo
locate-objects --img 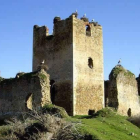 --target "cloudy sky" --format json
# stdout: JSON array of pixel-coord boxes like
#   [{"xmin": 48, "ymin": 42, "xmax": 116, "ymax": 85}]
[{"xmin": 0, "ymin": 0, "xmax": 140, "ymax": 80}]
